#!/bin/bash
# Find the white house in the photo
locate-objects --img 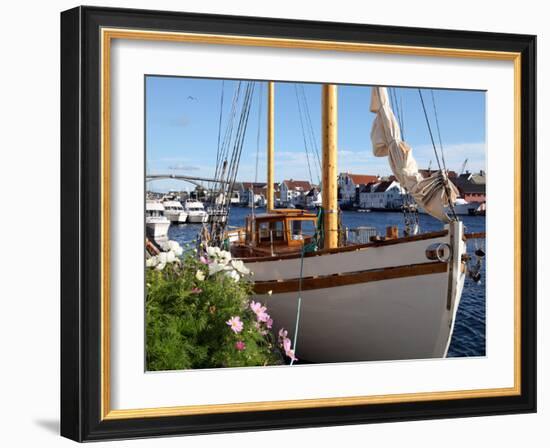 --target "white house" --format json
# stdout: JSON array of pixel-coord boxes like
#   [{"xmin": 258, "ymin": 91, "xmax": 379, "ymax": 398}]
[
  {"xmin": 305, "ymin": 188, "xmax": 322, "ymax": 209},
  {"xmin": 338, "ymin": 173, "xmax": 379, "ymax": 207},
  {"xmin": 280, "ymin": 179, "xmax": 312, "ymax": 207},
  {"xmin": 358, "ymin": 180, "xmax": 407, "ymax": 210},
  {"xmin": 239, "ymin": 182, "xmax": 266, "ymax": 207}
]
